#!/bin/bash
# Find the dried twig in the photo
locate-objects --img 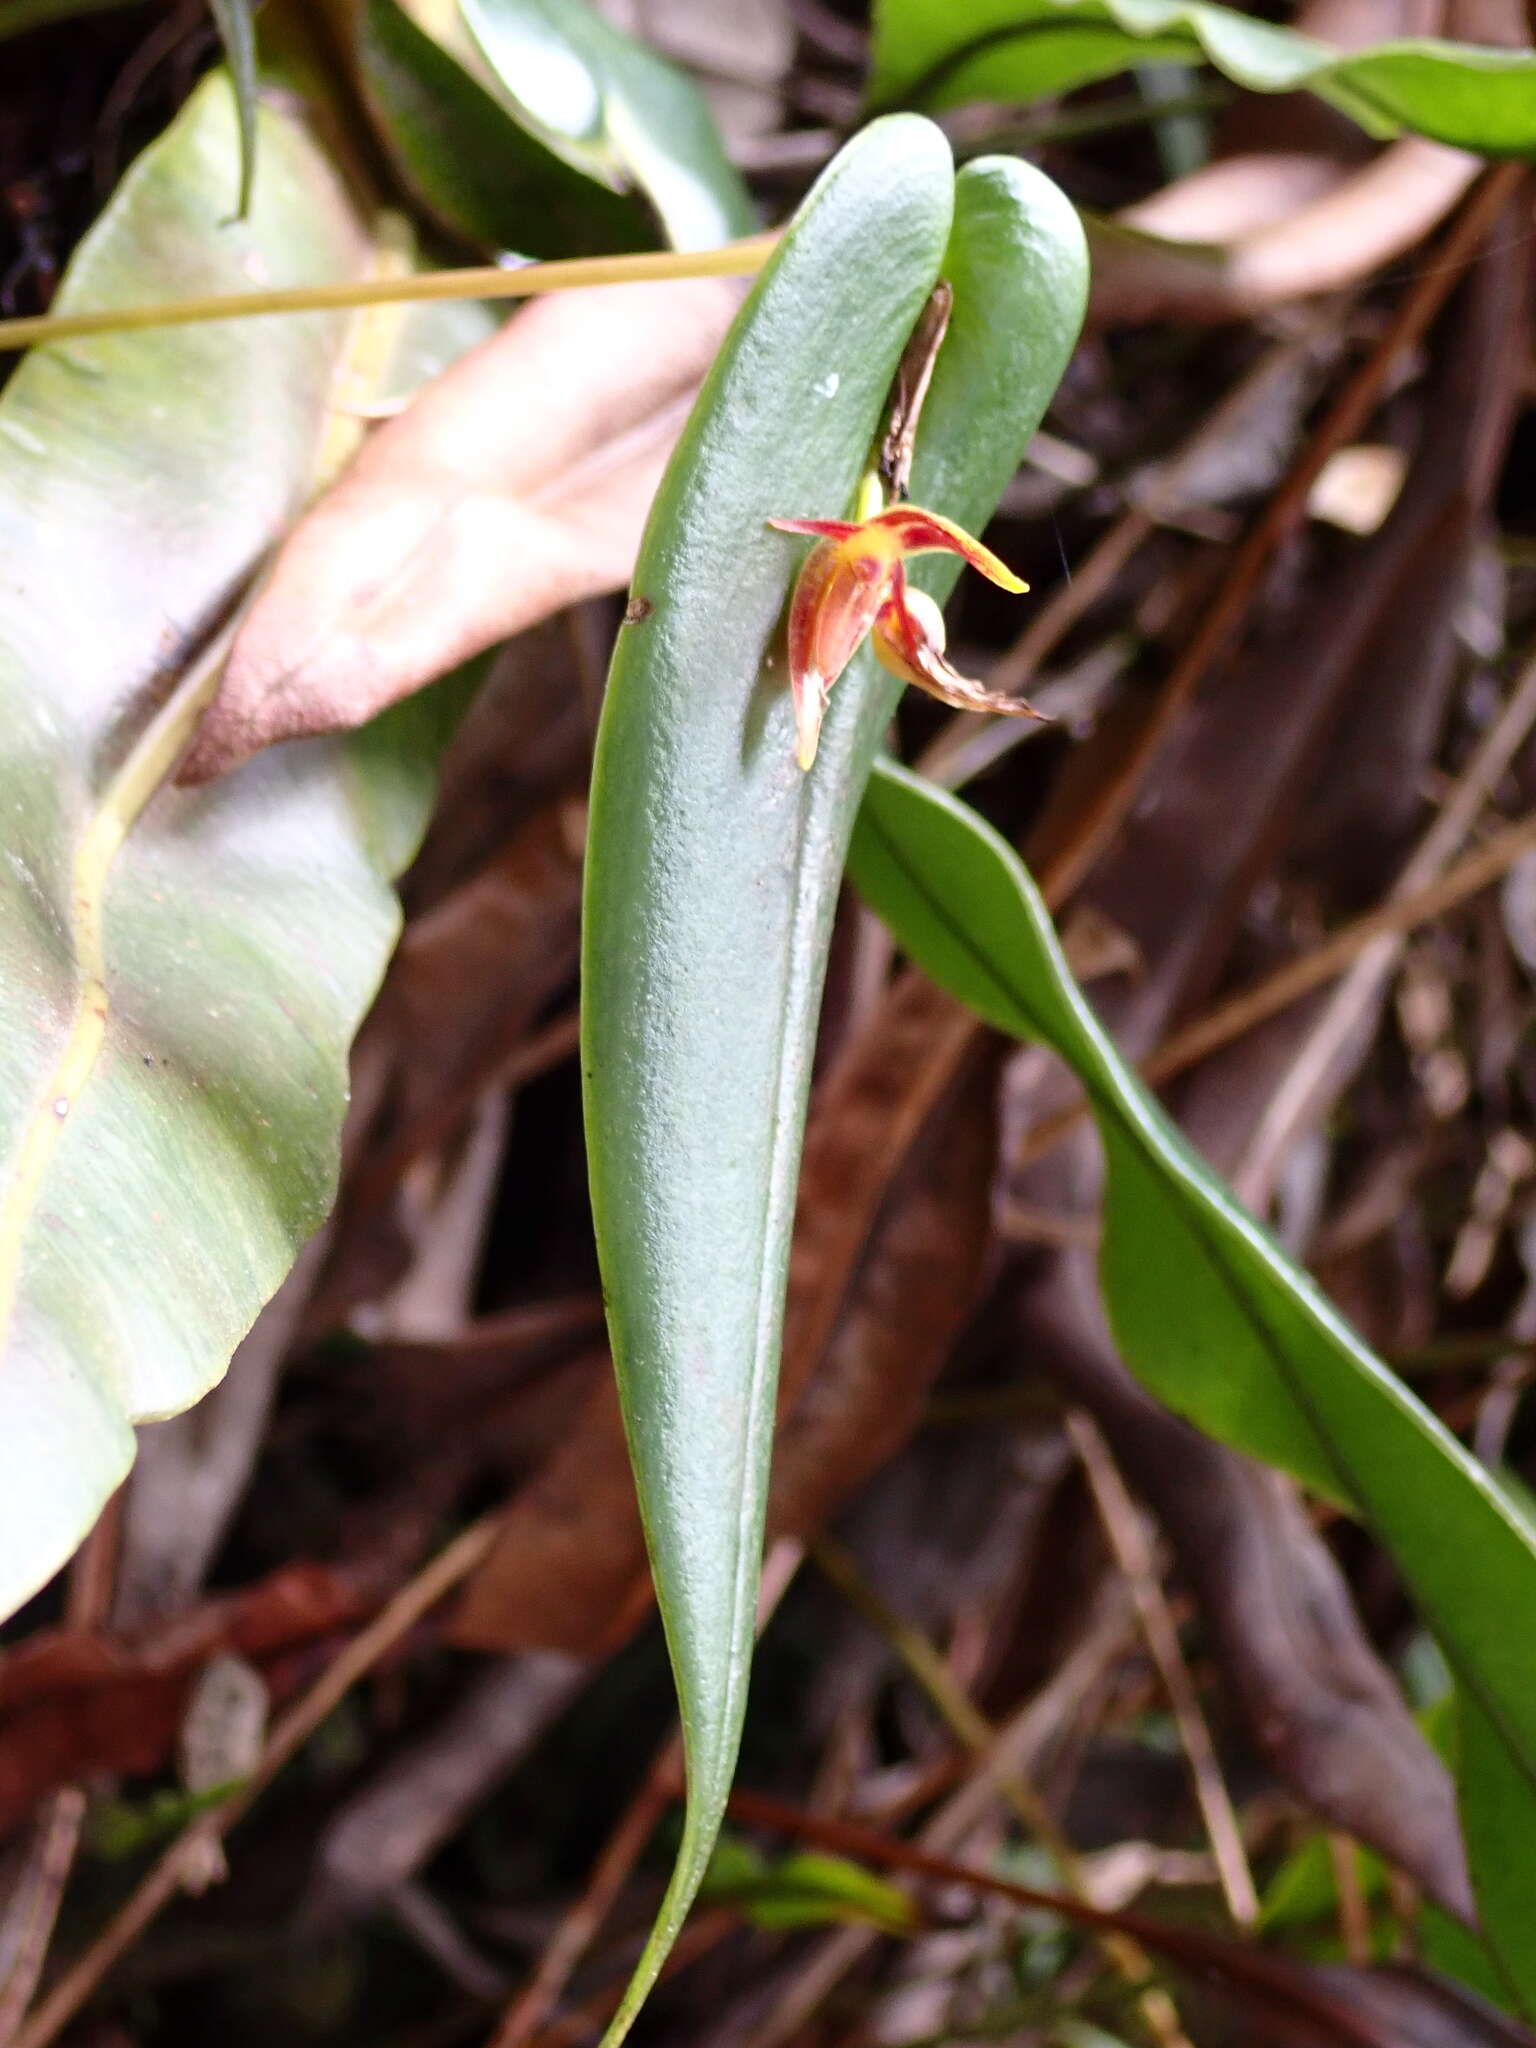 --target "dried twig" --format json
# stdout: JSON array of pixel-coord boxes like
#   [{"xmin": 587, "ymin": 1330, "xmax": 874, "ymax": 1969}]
[
  {"xmin": 488, "ymin": 1735, "xmax": 684, "ymax": 2048},
  {"xmin": 736, "ymin": 1576, "xmax": 1141, "ymax": 2048},
  {"xmin": 810, "ymin": 1536, "xmax": 1191, "ymax": 2048},
  {"xmin": 0, "ymin": 1497, "xmax": 122, "ymax": 2042},
  {"xmin": 1066, "ymin": 1413, "xmax": 1259, "ymax": 1929},
  {"xmin": 0, "ymin": 239, "xmax": 776, "ymax": 353},
  {"xmin": 1238, "ymin": 643, "xmax": 1536, "ymax": 1204},
  {"xmin": 727, "ymin": 1789, "xmax": 1388, "ymax": 2047},
  {"xmin": 916, "ymin": 326, "xmax": 1333, "ymax": 786},
  {"xmin": 485, "ymin": 1540, "xmax": 802, "ymax": 2046}
]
